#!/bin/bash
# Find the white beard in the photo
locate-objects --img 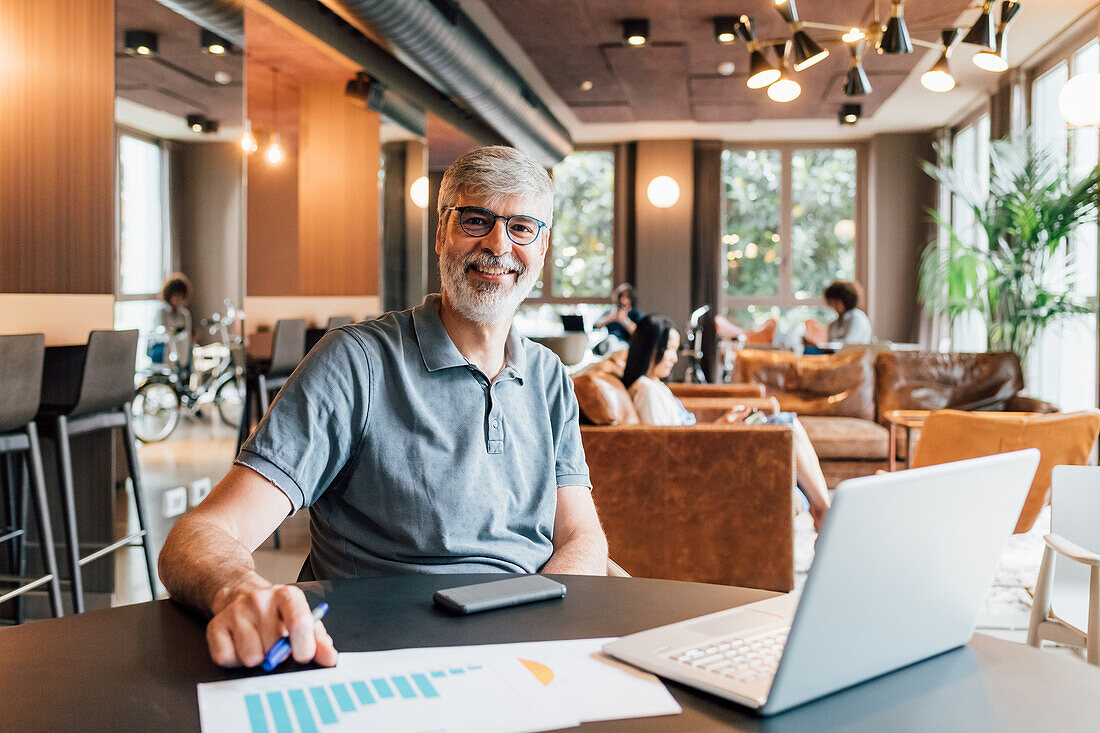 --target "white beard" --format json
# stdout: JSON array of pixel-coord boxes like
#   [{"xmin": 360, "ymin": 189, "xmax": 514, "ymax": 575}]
[{"xmin": 440, "ymin": 248, "xmax": 540, "ymax": 325}]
